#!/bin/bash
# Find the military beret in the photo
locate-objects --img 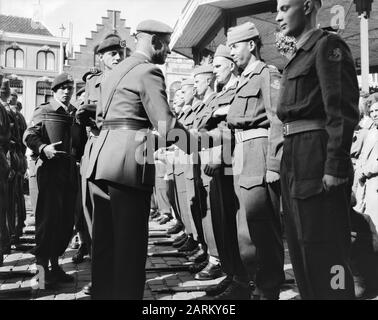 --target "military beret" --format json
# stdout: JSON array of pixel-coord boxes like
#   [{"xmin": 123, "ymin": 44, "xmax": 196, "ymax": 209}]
[
  {"xmin": 51, "ymin": 73, "xmax": 74, "ymax": 92},
  {"xmin": 193, "ymin": 65, "xmax": 214, "ymax": 77},
  {"xmin": 227, "ymin": 22, "xmax": 260, "ymax": 46},
  {"xmin": 214, "ymin": 44, "xmax": 233, "ymax": 61},
  {"xmin": 82, "ymin": 67, "xmax": 102, "ymax": 82},
  {"xmin": 0, "ymin": 79, "xmax": 10, "ymax": 95},
  {"xmin": 136, "ymin": 20, "xmax": 173, "ymax": 35},
  {"xmin": 97, "ymin": 35, "xmax": 125, "ymax": 54},
  {"xmin": 182, "ymin": 78, "xmax": 194, "ymax": 87}
]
